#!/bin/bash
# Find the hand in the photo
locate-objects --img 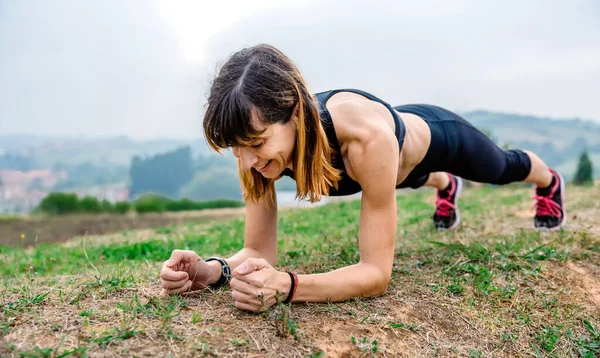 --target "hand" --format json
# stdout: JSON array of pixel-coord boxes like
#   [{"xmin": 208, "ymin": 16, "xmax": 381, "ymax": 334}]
[
  {"xmin": 230, "ymin": 258, "xmax": 290, "ymax": 312},
  {"xmin": 159, "ymin": 249, "xmax": 214, "ymax": 296}
]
